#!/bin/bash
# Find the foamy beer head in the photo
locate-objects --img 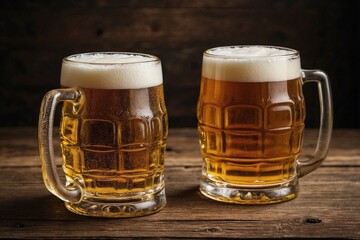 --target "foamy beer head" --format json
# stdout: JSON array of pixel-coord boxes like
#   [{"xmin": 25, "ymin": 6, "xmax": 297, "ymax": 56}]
[
  {"xmin": 202, "ymin": 46, "xmax": 301, "ymax": 82},
  {"xmin": 61, "ymin": 52, "xmax": 163, "ymax": 89}
]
